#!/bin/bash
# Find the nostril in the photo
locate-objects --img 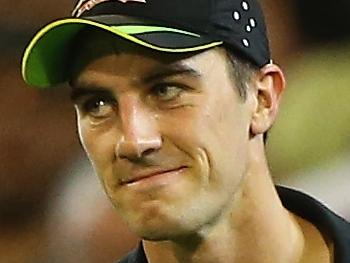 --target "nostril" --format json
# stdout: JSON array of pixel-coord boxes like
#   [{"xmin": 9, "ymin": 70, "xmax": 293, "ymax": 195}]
[
  {"xmin": 116, "ymin": 136, "xmax": 162, "ymax": 161},
  {"xmin": 143, "ymin": 148, "xmax": 157, "ymax": 156},
  {"xmin": 116, "ymin": 141, "xmax": 160, "ymax": 161}
]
